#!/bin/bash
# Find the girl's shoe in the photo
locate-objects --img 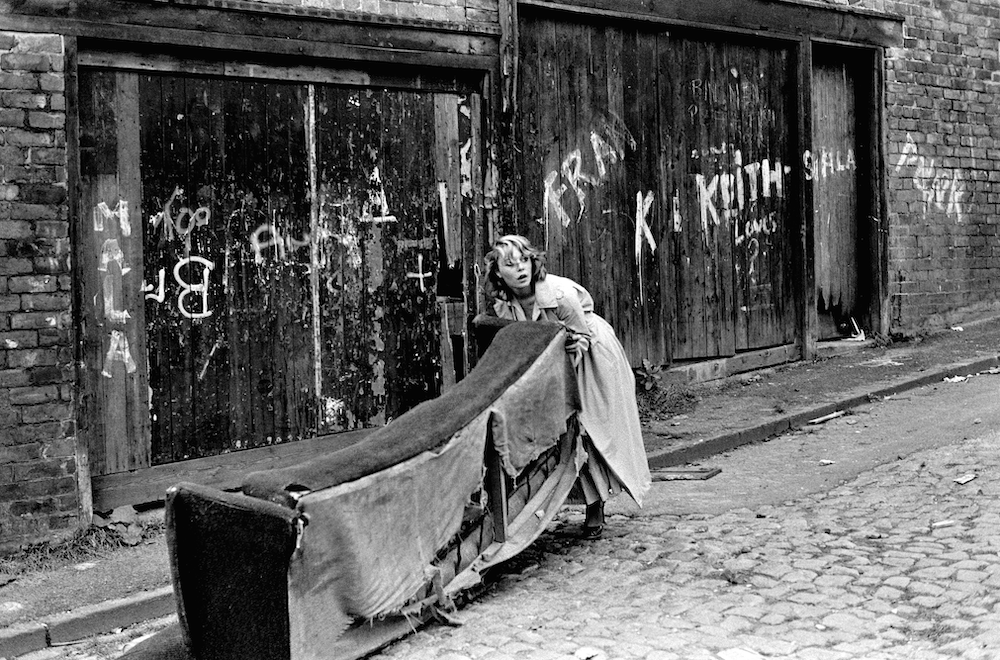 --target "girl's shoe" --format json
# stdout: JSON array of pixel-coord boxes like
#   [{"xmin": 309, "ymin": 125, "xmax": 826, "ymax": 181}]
[{"xmin": 581, "ymin": 524, "xmax": 603, "ymax": 539}]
